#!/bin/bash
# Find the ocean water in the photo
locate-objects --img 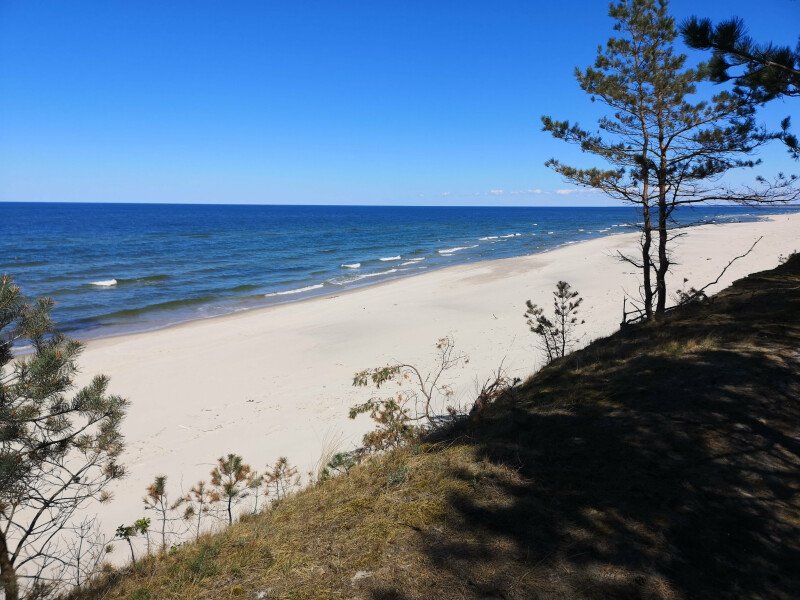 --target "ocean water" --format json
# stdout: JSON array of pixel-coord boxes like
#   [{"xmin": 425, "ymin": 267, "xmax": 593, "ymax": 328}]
[{"xmin": 2, "ymin": 202, "xmax": 797, "ymax": 339}]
